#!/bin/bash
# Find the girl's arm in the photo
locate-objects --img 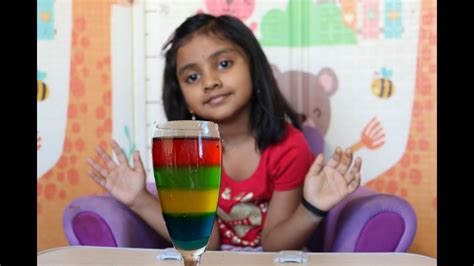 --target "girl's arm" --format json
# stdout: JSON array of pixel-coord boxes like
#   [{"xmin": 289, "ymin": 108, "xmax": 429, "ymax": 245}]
[
  {"xmin": 260, "ymin": 187, "xmax": 322, "ymax": 251},
  {"xmin": 206, "ymin": 221, "xmax": 221, "ymax": 250},
  {"xmin": 86, "ymin": 139, "xmax": 171, "ymax": 242},
  {"xmin": 261, "ymin": 147, "xmax": 362, "ymax": 251},
  {"xmin": 128, "ymin": 191, "xmax": 171, "ymax": 242}
]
